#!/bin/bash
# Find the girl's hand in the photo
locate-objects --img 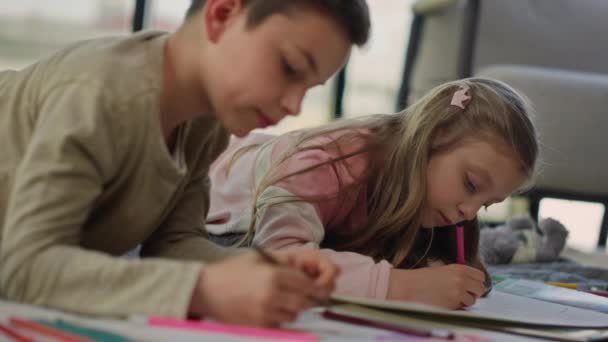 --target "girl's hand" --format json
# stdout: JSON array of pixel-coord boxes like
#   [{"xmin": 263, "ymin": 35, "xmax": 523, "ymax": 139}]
[
  {"xmin": 189, "ymin": 250, "xmax": 337, "ymax": 326},
  {"xmin": 387, "ymin": 264, "xmax": 487, "ymax": 309}
]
